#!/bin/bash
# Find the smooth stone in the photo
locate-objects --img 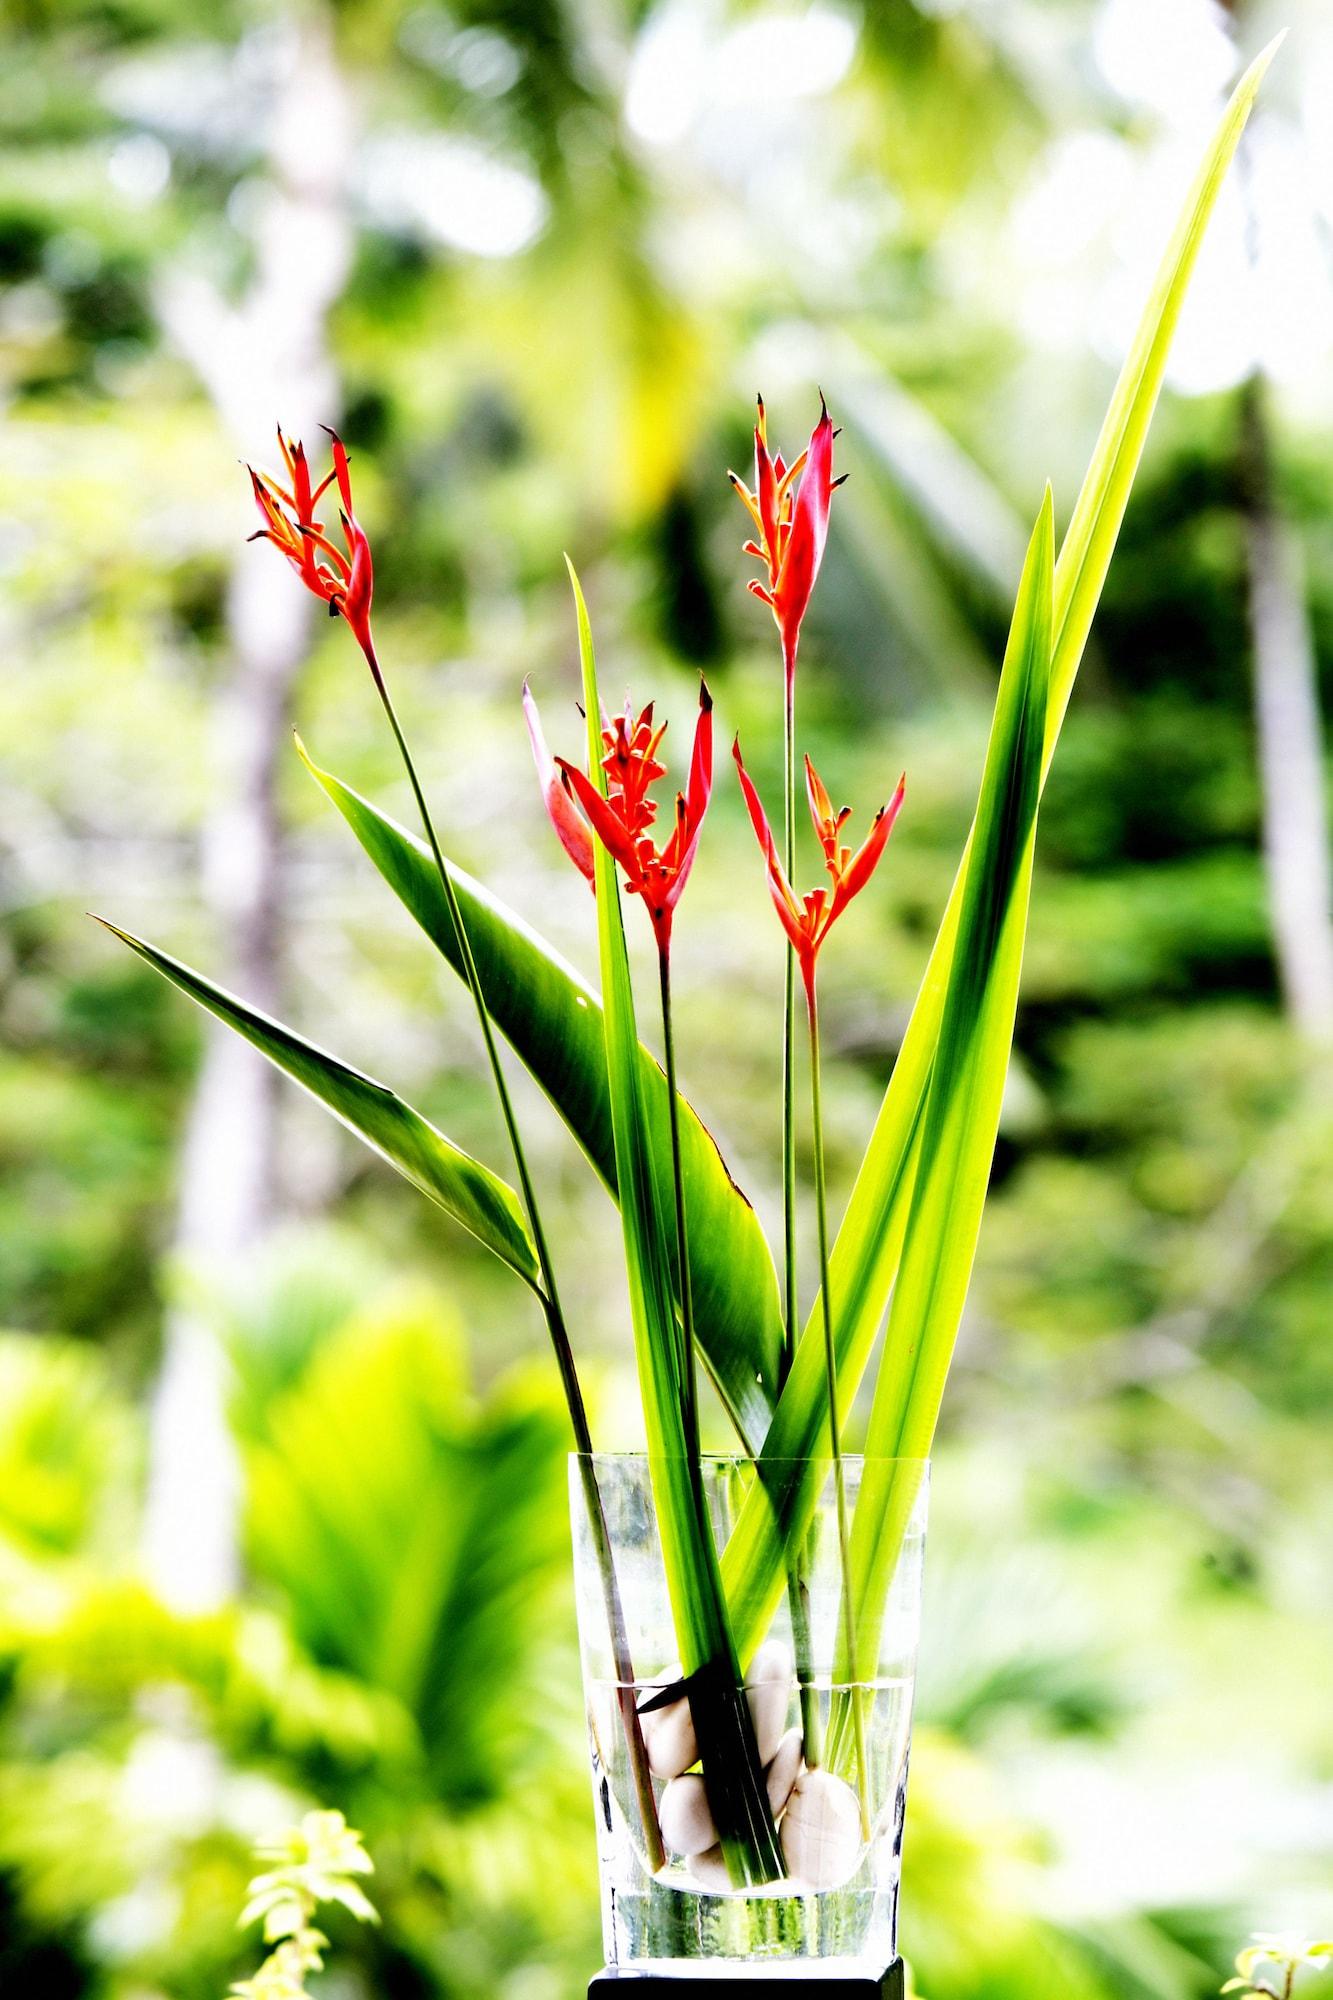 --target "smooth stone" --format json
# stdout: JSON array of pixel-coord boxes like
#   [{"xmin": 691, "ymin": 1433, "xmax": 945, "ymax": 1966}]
[
  {"xmin": 659, "ymin": 1773, "xmax": 717, "ymax": 1857},
  {"xmin": 765, "ymin": 1726, "xmax": 804, "ymax": 1816},
  {"xmin": 745, "ymin": 1639, "xmax": 794, "ymax": 1765},
  {"xmin": 779, "ymin": 1768, "xmax": 863, "ymax": 1891},
  {"xmin": 687, "ymin": 1843, "xmax": 733, "ymax": 1892},
  {"xmin": 638, "ymin": 1664, "xmax": 697, "ymax": 1781}
]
